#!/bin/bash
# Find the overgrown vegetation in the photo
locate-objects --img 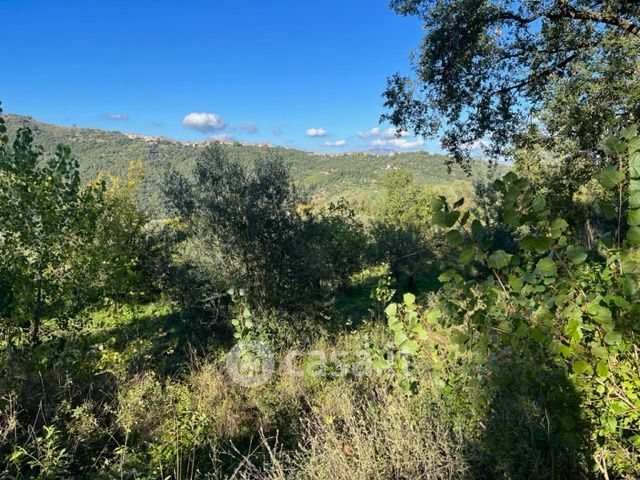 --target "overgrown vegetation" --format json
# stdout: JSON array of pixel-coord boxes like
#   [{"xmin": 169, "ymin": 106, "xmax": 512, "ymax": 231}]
[{"xmin": 2, "ymin": 2, "xmax": 640, "ymax": 478}]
